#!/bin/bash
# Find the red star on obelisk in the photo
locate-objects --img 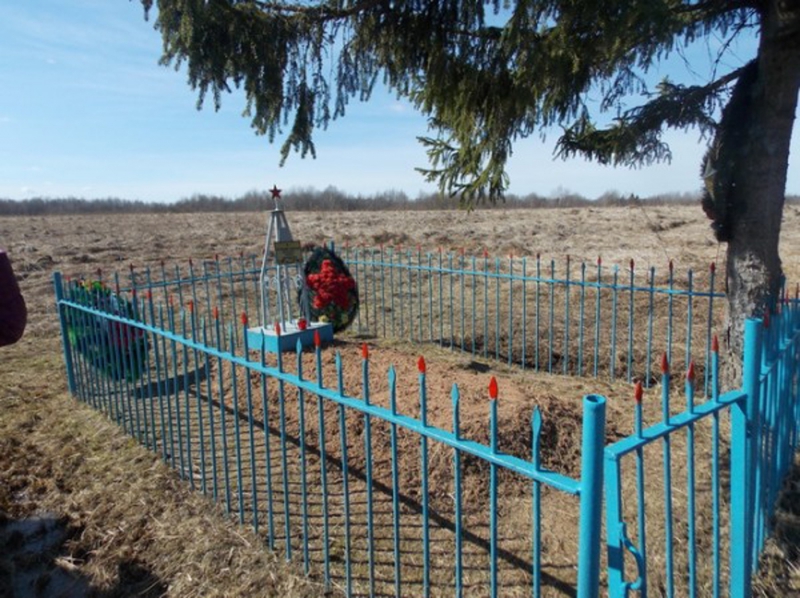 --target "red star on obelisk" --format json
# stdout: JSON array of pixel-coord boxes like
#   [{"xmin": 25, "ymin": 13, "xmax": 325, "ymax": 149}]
[{"xmin": 270, "ymin": 185, "xmax": 282, "ymax": 199}]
